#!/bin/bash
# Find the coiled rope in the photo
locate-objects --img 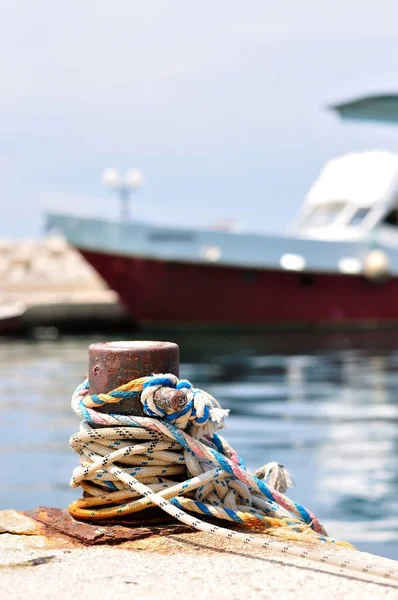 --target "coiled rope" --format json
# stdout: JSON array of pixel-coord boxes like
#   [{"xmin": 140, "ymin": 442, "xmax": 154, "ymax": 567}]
[{"xmin": 69, "ymin": 374, "xmax": 398, "ymax": 582}]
